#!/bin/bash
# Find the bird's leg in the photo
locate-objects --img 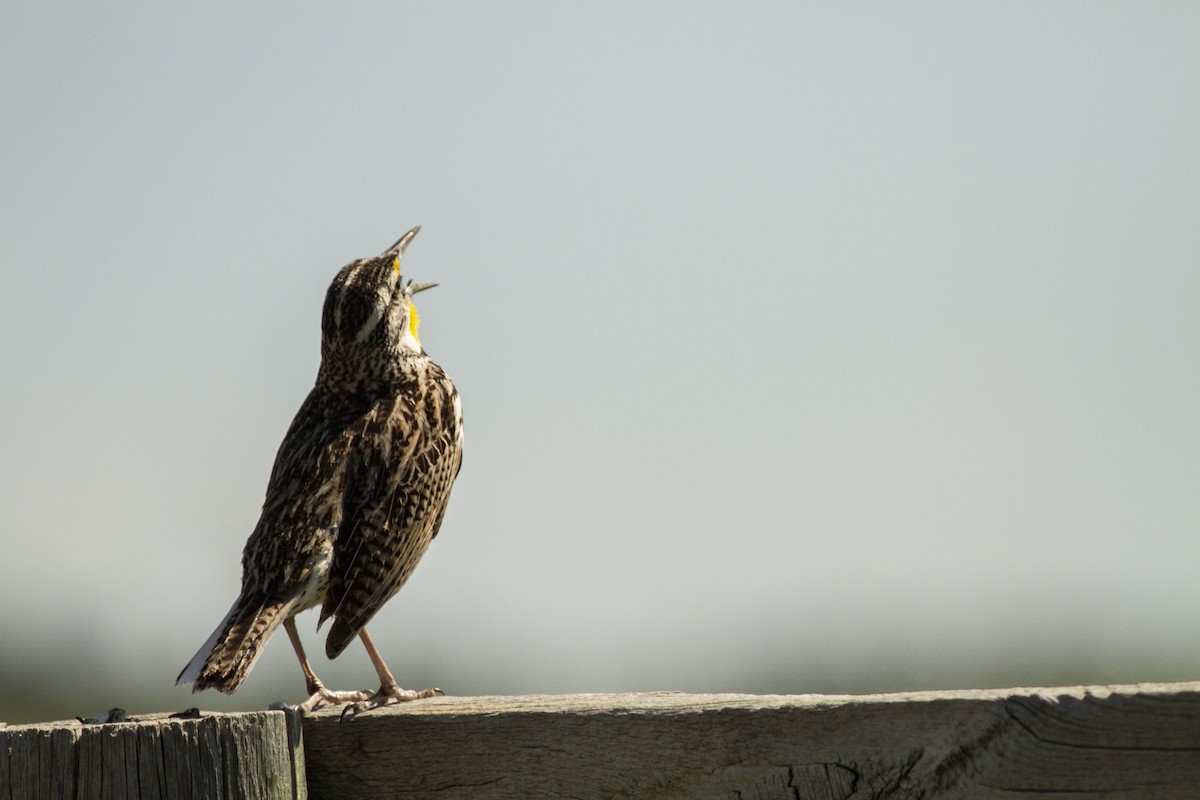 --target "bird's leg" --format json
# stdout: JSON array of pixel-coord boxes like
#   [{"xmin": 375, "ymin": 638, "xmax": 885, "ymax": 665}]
[
  {"xmin": 283, "ymin": 618, "xmax": 324, "ymax": 695},
  {"xmin": 283, "ymin": 618, "xmax": 371, "ymax": 713},
  {"xmin": 340, "ymin": 627, "xmax": 442, "ymax": 717}
]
